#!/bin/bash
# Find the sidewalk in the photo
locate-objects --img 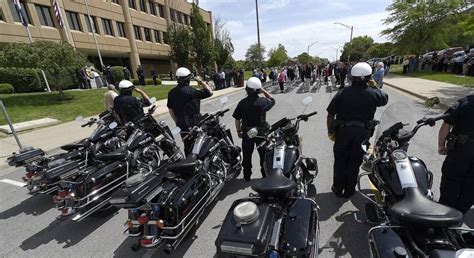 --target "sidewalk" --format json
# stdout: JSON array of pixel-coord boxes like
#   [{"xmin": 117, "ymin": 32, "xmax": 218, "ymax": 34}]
[
  {"xmin": 0, "ymin": 86, "xmax": 243, "ymax": 164},
  {"xmin": 384, "ymin": 75, "xmax": 473, "ymax": 108}
]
